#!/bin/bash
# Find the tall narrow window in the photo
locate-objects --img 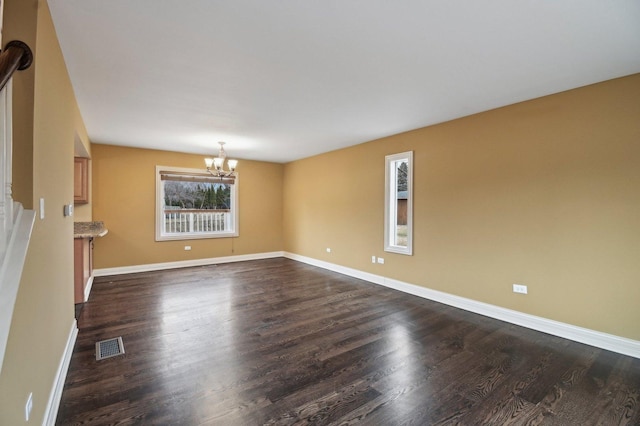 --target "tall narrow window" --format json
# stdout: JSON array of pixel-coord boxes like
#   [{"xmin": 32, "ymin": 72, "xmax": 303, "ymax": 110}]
[
  {"xmin": 385, "ymin": 151, "xmax": 413, "ymax": 255},
  {"xmin": 156, "ymin": 166, "xmax": 238, "ymax": 241}
]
